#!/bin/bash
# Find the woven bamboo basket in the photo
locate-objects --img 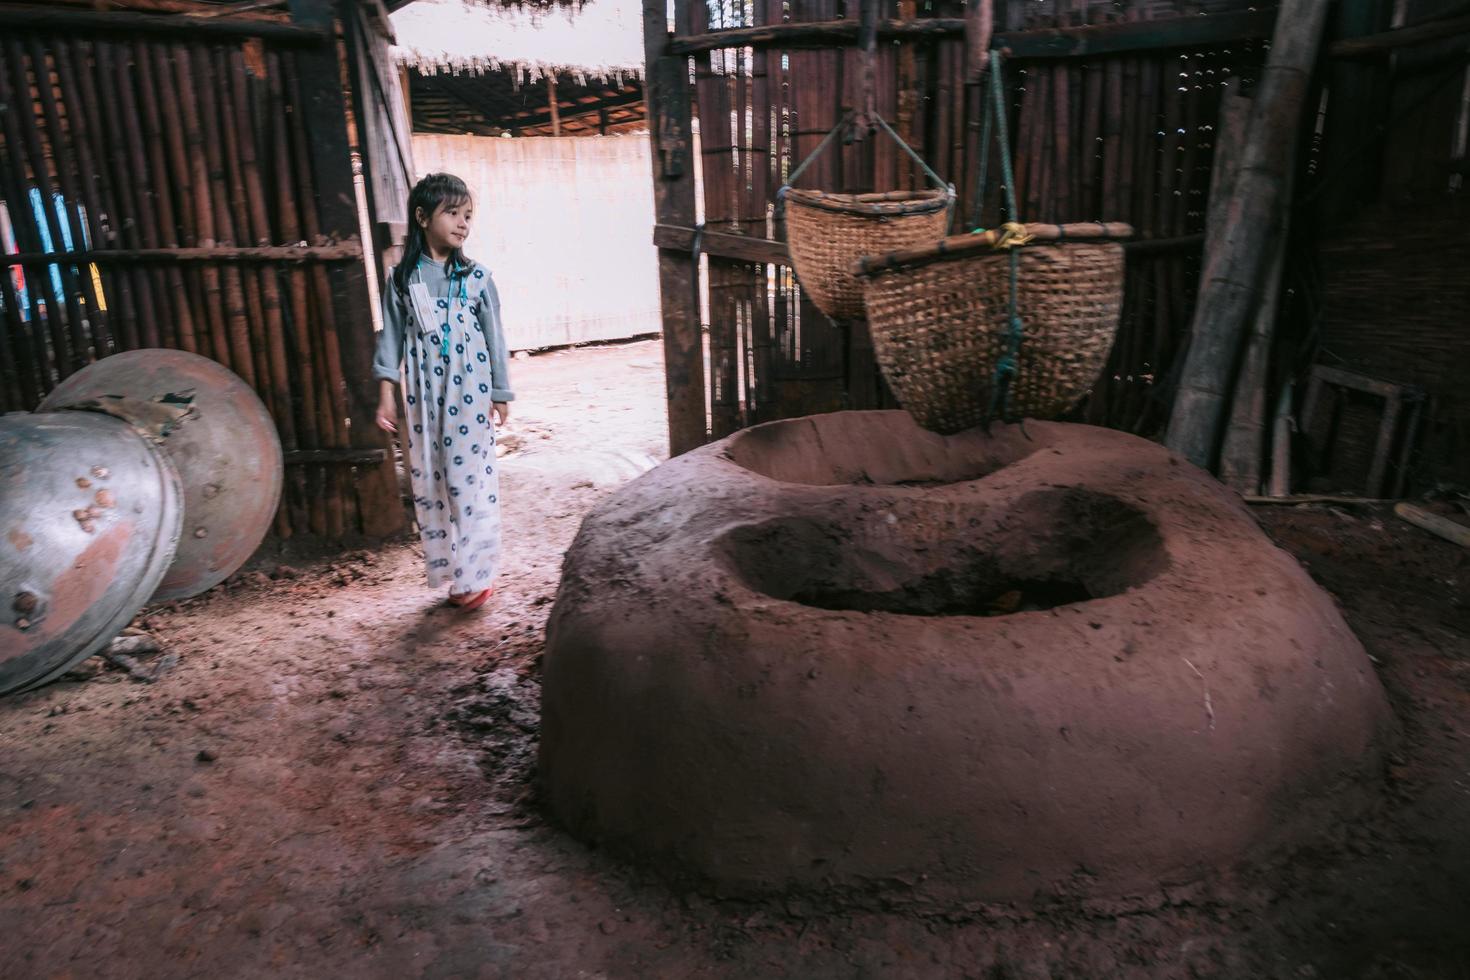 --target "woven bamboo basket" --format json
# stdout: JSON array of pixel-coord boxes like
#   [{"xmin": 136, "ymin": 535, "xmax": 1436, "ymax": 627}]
[
  {"xmin": 783, "ymin": 187, "xmax": 953, "ymax": 321},
  {"xmin": 854, "ymin": 230, "xmax": 1128, "ymax": 433}
]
